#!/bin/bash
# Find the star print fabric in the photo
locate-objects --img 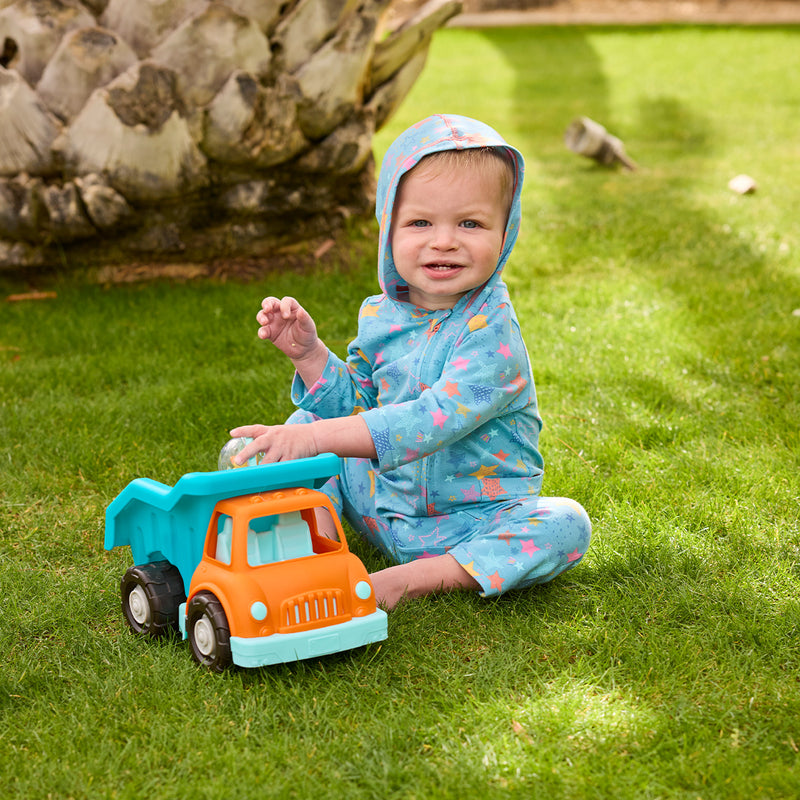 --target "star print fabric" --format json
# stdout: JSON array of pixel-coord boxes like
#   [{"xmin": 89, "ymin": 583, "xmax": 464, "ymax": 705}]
[
  {"xmin": 292, "ymin": 290, "xmax": 545, "ymax": 511},
  {"xmin": 287, "ymin": 115, "xmax": 591, "ymax": 596},
  {"xmin": 307, "ymin": 449, "xmax": 592, "ymax": 597}
]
